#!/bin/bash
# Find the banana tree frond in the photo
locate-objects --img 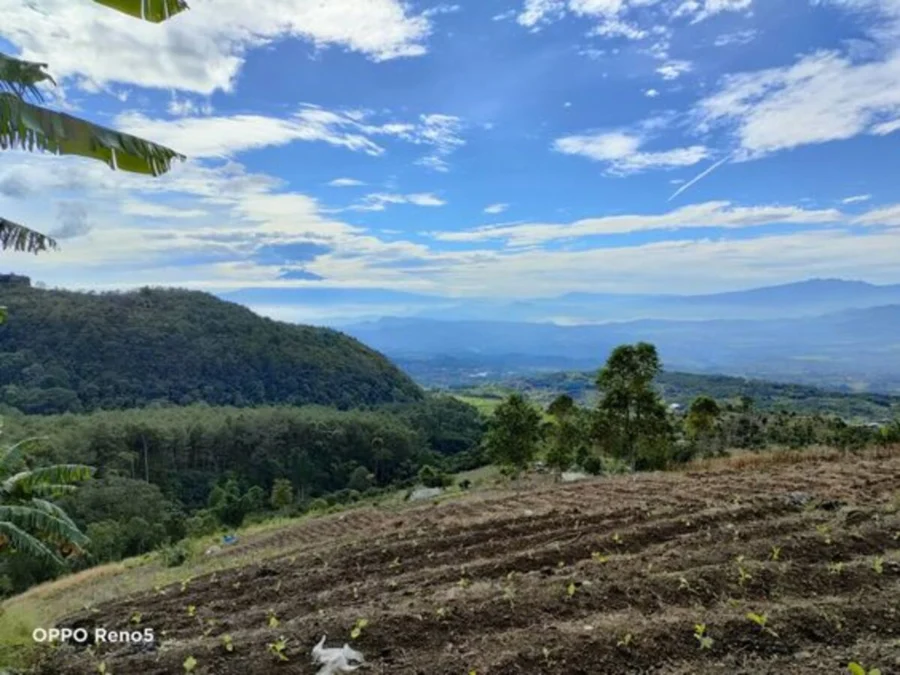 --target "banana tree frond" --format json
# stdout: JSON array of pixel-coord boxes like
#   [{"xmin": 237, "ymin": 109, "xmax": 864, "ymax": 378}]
[
  {"xmin": 0, "ymin": 437, "xmax": 51, "ymax": 476},
  {"xmin": 0, "ymin": 521, "xmax": 64, "ymax": 566},
  {"xmin": 93, "ymin": 0, "xmax": 188, "ymax": 23},
  {"xmin": 0, "ymin": 505, "xmax": 88, "ymax": 549},
  {"xmin": 0, "ymin": 54, "xmax": 54, "ymax": 102},
  {"xmin": 0, "ymin": 216, "xmax": 57, "ymax": 254},
  {"xmin": 3, "ymin": 464, "xmax": 95, "ymax": 497},
  {"xmin": 0, "ymin": 93, "xmax": 184, "ymax": 176}
]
